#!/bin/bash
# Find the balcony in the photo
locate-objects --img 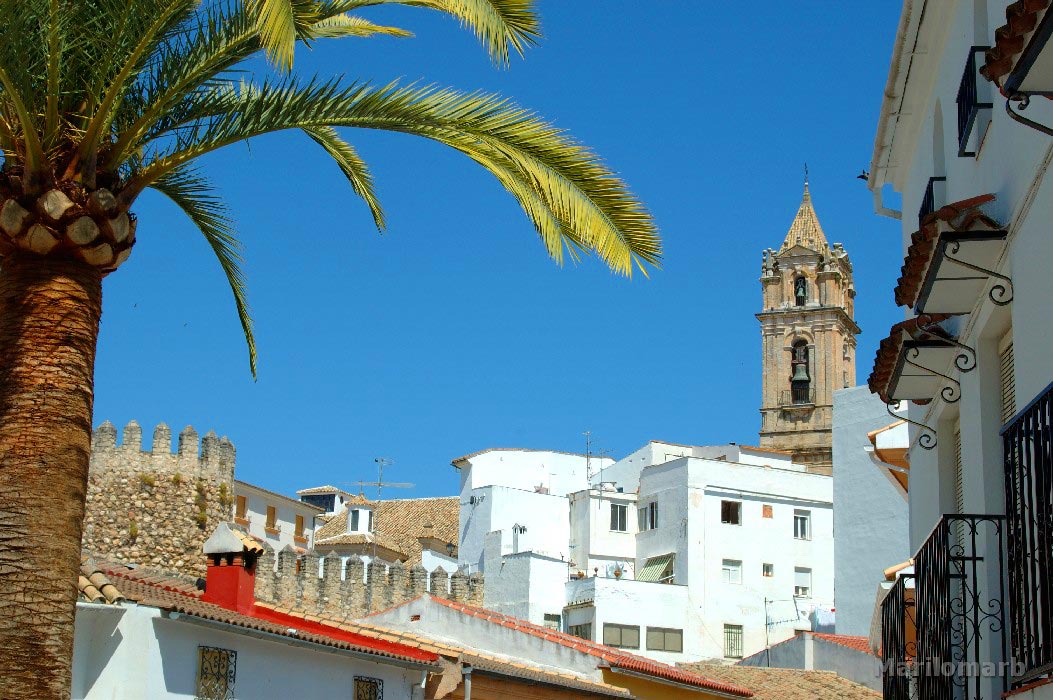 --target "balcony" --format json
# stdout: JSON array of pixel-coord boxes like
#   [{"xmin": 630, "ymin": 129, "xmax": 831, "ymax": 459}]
[
  {"xmin": 956, "ymin": 47, "xmax": 993, "ymax": 157},
  {"xmin": 1002, "ymin": 380, "xmax": 1053, "ymax": 686},
  {"xmin": 781, "ymin": 387, "xmax": 815, "ymax": 407},
  {"xmin": 881, "ymin": 515, "xmax": 1008, "ymax": 700}
]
